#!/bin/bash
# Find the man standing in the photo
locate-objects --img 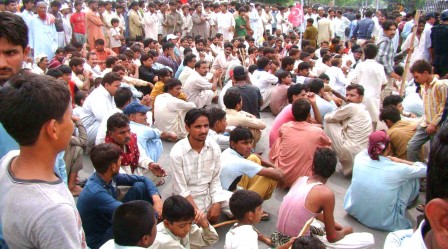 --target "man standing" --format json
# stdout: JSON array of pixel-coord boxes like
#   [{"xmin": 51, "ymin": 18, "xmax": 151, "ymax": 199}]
[
  {"xmin": 191, "ymin": 4, "xmax": 209, "ymax": 39},
  {"xmin": 417, "ymin": 12, "xmax": 436, "ymax": 63},
  {"xmin": 20, "ymin": 0, "xmax": 34, "ymax": 27},
  {"xmin": 317, "ymin": 13, "xmax": 332, "ymax": 46},
  {"xmin": 184, "ymin": 60, "xmax": 221, "ymax": 108},
  {"xmin": 407, "ymin": 60, "xmax": 448, "ymax": 162},
  {"xmin": 376, "ymin": 20, "xmax": 409, "ymax": 100},
  {"xmin": 181, "ymin": 5, "xmax": 192, "ymax": 37},
  {"xmin": 70, "ymin": 1, "xmax": 86, "ymax": 45},
  {"xmin": 165, "ymin": 1, "xmax": 183, "ymax": 35},
  {"xmin": 86, "ymin": 0, "xmax": 105, "ymax": 50},
  {"xmin": 352, "ymin": 10, "xmax": 375, "ymax": 45},
  {"xmin": 169, "ymin": 109, "xmax": 232, "ymax": 223},
  {"xmin": 144, "ymin": 3, "xmax": 158, "ymax": 40},
  {"xmin": 430, "ymin": 10, "xmax": 448, "ymax": 77},
  {"xmin": 324, "ymin": 84, "xmax": 372, "ymax": 176},
  {"xmin": 128, "ymin": 1, "xmax": 144, "ymax": 41},
  {"xmin": 217, "ymin": 3, "xmax": 235, "ymax": 42},
  {"xmin": 29, "ymin": 1, "xmax": 58, "ymax": 60}
]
